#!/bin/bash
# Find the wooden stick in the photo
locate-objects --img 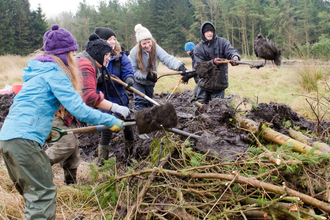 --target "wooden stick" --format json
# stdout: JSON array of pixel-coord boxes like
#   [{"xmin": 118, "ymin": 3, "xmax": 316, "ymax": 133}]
[
  {"xmin": 118, "ymin": 168, "xmax": 330, "ymax": 213},
  {"xmin": 237, "ymin": 117, "xmax": 324, "ymax": 155},
  {"xmin": 124, "ymin": 151, "xmax": 174, "ymax": 220}
]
